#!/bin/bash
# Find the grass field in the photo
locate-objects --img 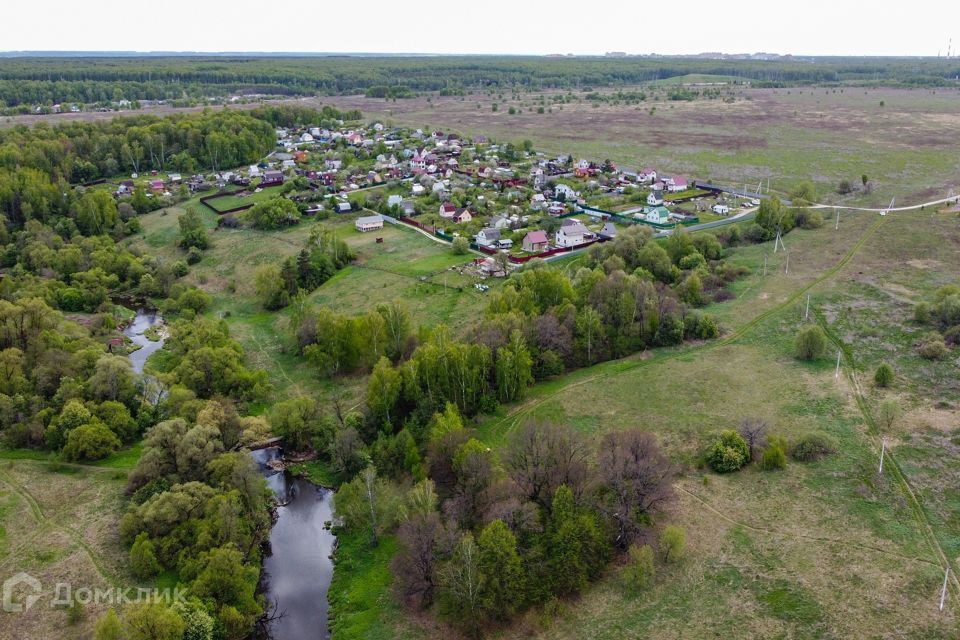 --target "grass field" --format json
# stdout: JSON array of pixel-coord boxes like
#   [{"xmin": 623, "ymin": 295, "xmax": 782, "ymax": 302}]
[
  {"xmin": 128, "ymin": 201, "xmax": 490, "ymax": 407},
  {"xmin": 0, "ymin": 457, "xmax": 136, "ymax": 640},
  {"xmin": 324, "ymin": 87, "xmax": 960, "ymax": 208}
]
